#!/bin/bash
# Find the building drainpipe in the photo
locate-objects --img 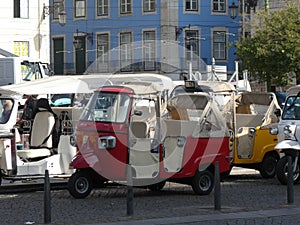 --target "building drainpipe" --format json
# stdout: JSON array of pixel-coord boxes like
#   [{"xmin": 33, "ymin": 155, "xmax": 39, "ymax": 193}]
[{"xmin": 265, "ymin": 0, "xmax": 269, "ymax": 13}]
